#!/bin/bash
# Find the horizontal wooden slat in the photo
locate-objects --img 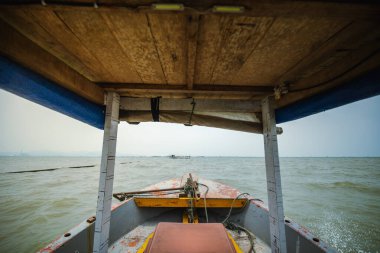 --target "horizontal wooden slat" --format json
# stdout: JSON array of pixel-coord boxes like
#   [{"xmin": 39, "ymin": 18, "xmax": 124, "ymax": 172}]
[
  {"xmin": 101, "ymin": 83, "xmax": 273, "ymax": 93},
  {"xmin": 119, "ymin": 92, "xmax": 261, "ymax": 100},
  {"xmin": 120, "ymin": 98, "xmax": 261, "ymax": 112},
  {"xmin": 120, "ymin": 111, "xmax": 265, "ymax": 133},
  {"xmin": 134, "ymin": 197, "xmax": 247, "ymax": 208},
  {"xmin": 1, "ymin": 2, "xmax": 379, "ymax": 19},
  {"xmin": 102, "ymin": 83, "xmax": 272, "ymax": 99}
]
